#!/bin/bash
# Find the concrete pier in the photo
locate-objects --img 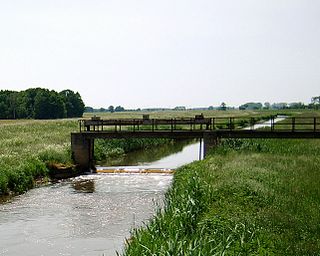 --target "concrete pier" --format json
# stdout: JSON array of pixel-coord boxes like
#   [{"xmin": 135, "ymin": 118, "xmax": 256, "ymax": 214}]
[{"xmin": 71, "ymin": 133, "xmax": 95, "ymax": 172}]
